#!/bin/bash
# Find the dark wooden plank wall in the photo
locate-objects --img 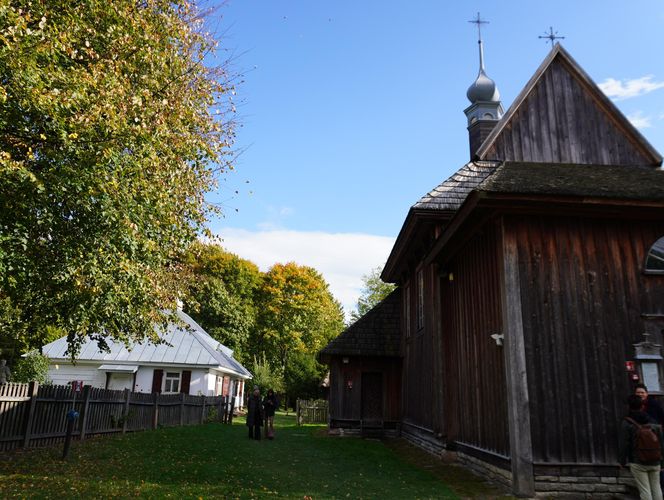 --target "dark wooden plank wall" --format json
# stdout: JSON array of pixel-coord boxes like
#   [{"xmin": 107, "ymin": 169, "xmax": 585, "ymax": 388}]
[
  {"xmin": 511, "ymin": 214, "xmax": 664, "ymax": 464},
  {"xmin": 401, "ymin": 264, "xmax": 436, "ymax": 430},
  {"xmin": 440, "ymin": 220, "xmax": 510, "ymax": 456},
  {"xmin": 328, "ymin": 356, "xmax": 401, "ymax": 423},
  {"xmin": 483, "ymin": 58, "xmax": 652, "ymax": 166}
]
